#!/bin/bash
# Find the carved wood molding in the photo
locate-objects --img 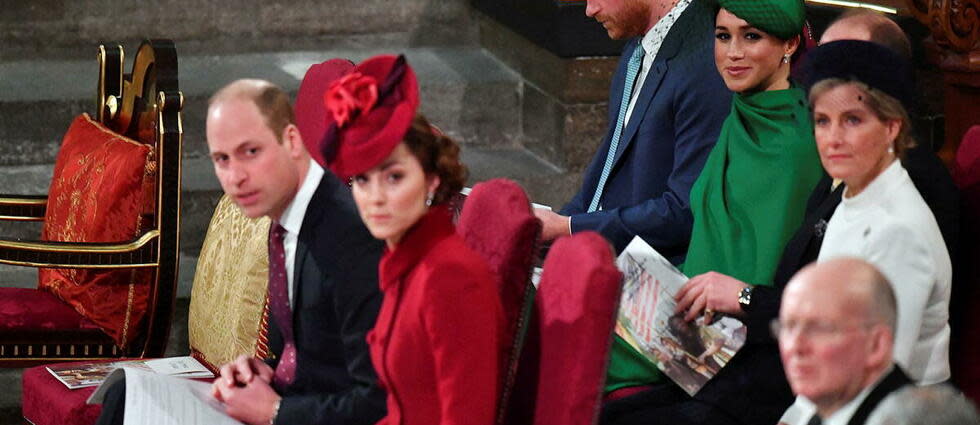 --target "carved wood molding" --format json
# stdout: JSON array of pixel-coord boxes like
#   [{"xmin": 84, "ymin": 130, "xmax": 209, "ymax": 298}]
[{"xmin": 907, "ymin": 0, "xmax": 980, "ymax": 53}]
